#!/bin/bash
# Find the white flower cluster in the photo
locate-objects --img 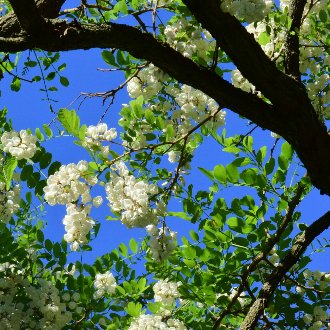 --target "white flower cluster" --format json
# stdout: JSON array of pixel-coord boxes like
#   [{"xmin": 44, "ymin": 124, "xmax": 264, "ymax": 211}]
[
  {"xmin": 153, "ymin": 279, "xmax": 181, "ymax": 316},
  {"xmin": 246, "ymin": 20, "xmax": 286, "ymax": 59},
  {"xmin": 127, "ymin": 64, "xmax": 168, "ymax": 99},
  {"xmin": 128, "ymin": 315, "xmax": 186, "ymax": 330},
  {"xmin": 1, "ymin": 130, "xmax": 37, "ymax": 160},
  {"xmin": 303, "ymin": 306, "xmax": 330, "ymax": 330},
  {"xmin": 165, "ymin": 84, "xmax": 226, "ymax": 136},
  {"xmin": 63, "ymin": 203, "xmax": 95, "ymax": 251},
  {"xmin": 0, "ymin": 269, "xmax": 72, "ymax": 329},
  {"xmin": 146, "ymin": 225, "xmax": 177, "ymax": 261},
  {"xmin": 105, "ymin": 161, "xmax": 159, "ymax": 228},
  {"xmin": 221, "ymin": 0, "xmax": 273, "ymax": 23},
  {"xmin": 44, "ymin": 160, "xmax": 95, "ymax": 206},
  {"xmin": 84, "ymin": 123, "xmax": 117, "ymax": 156},
  {"xmin": 168, "ymin": 150, "xmax": 180, "ymax": 163},
  {"xmin": 0, "ymin": 181, "xmax": 20, "ymax": 223},
  {"xmin": 164, "ymin": 18, "xmax": 215, "ymax": 61},
  {"xmin": 93, "ymin": 271, "xmax": 117, "ymax": 299},
  {"xmin": 231, "ymin": 69, "xmax": 256, "ymax": 93}
]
